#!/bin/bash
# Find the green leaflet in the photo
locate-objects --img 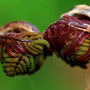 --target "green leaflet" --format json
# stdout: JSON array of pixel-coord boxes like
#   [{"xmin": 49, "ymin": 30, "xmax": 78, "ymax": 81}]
[{"xmin": 1, "ymin": 32, "xmax": 50, "ymax": 77}]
